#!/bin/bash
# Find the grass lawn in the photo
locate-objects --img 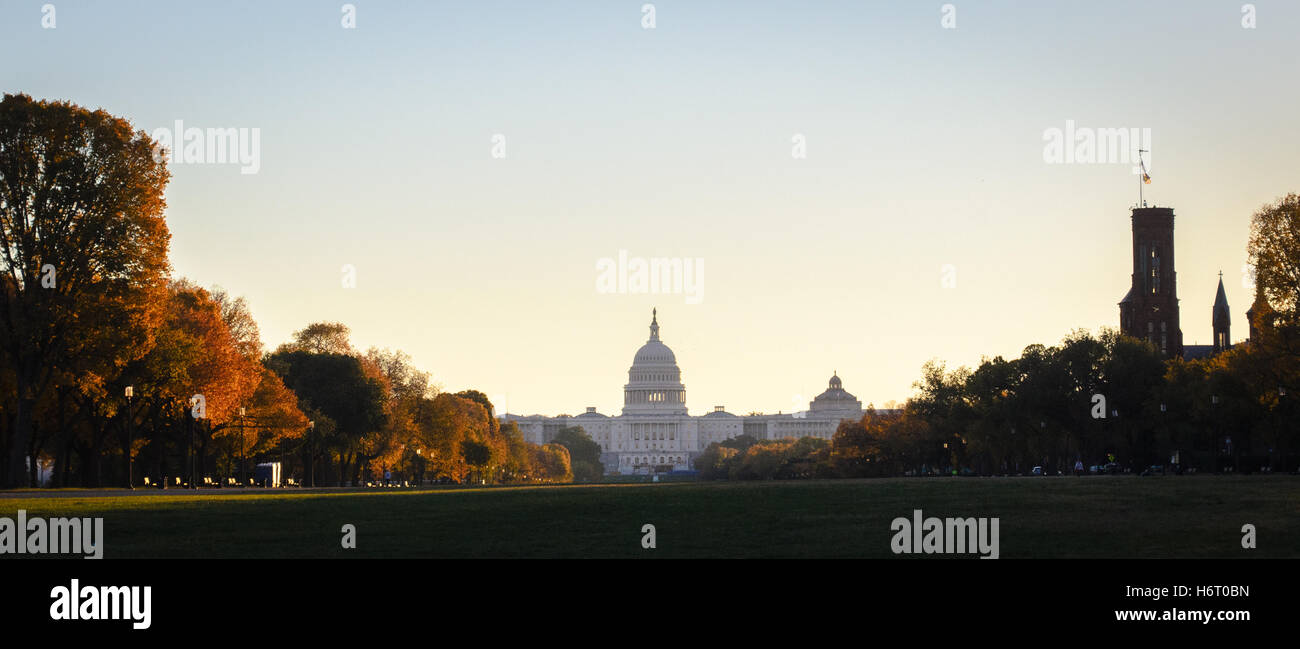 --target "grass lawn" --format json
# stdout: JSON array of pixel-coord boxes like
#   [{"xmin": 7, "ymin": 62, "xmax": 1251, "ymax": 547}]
[{"xmin": 1, "ymin": 475, "xmax": 1296, "ymax": 558}]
